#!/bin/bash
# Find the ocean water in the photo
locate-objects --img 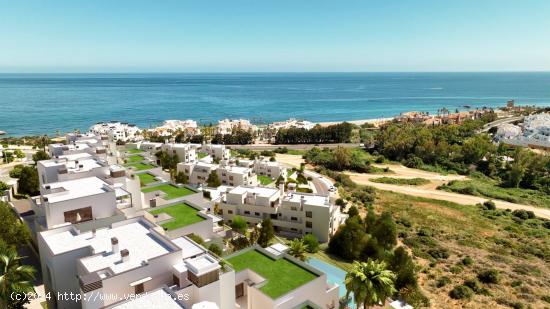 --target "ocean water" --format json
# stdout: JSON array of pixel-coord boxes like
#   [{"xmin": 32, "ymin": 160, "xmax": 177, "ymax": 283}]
[{"xmin": 1, "ymin": 72, "xmax": 550, "ymax": 136}]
